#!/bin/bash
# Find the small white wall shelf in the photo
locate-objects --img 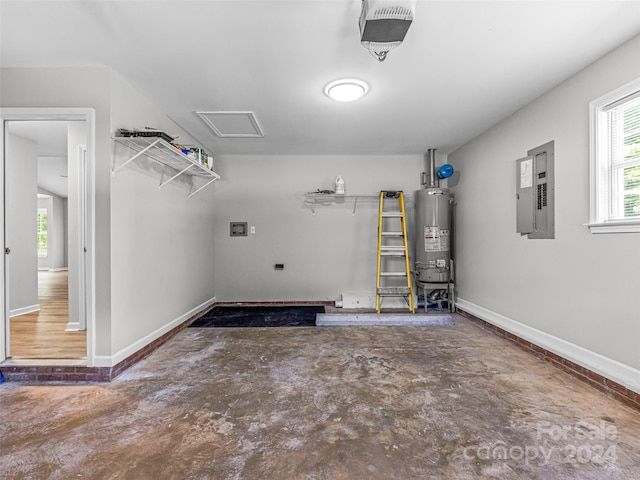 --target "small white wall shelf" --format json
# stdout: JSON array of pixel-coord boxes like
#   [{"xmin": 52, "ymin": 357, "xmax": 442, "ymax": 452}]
[
  {"xmin": 113, "ymin": 136, "xmax": 220, "ymax": 197},
  {"xmin": 303, "ymin": 193, "xmax": 380, "ymax": 215},
  {"xmin": 304, "ymin": 192, "xmax": 414, "ymax": 215}
]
